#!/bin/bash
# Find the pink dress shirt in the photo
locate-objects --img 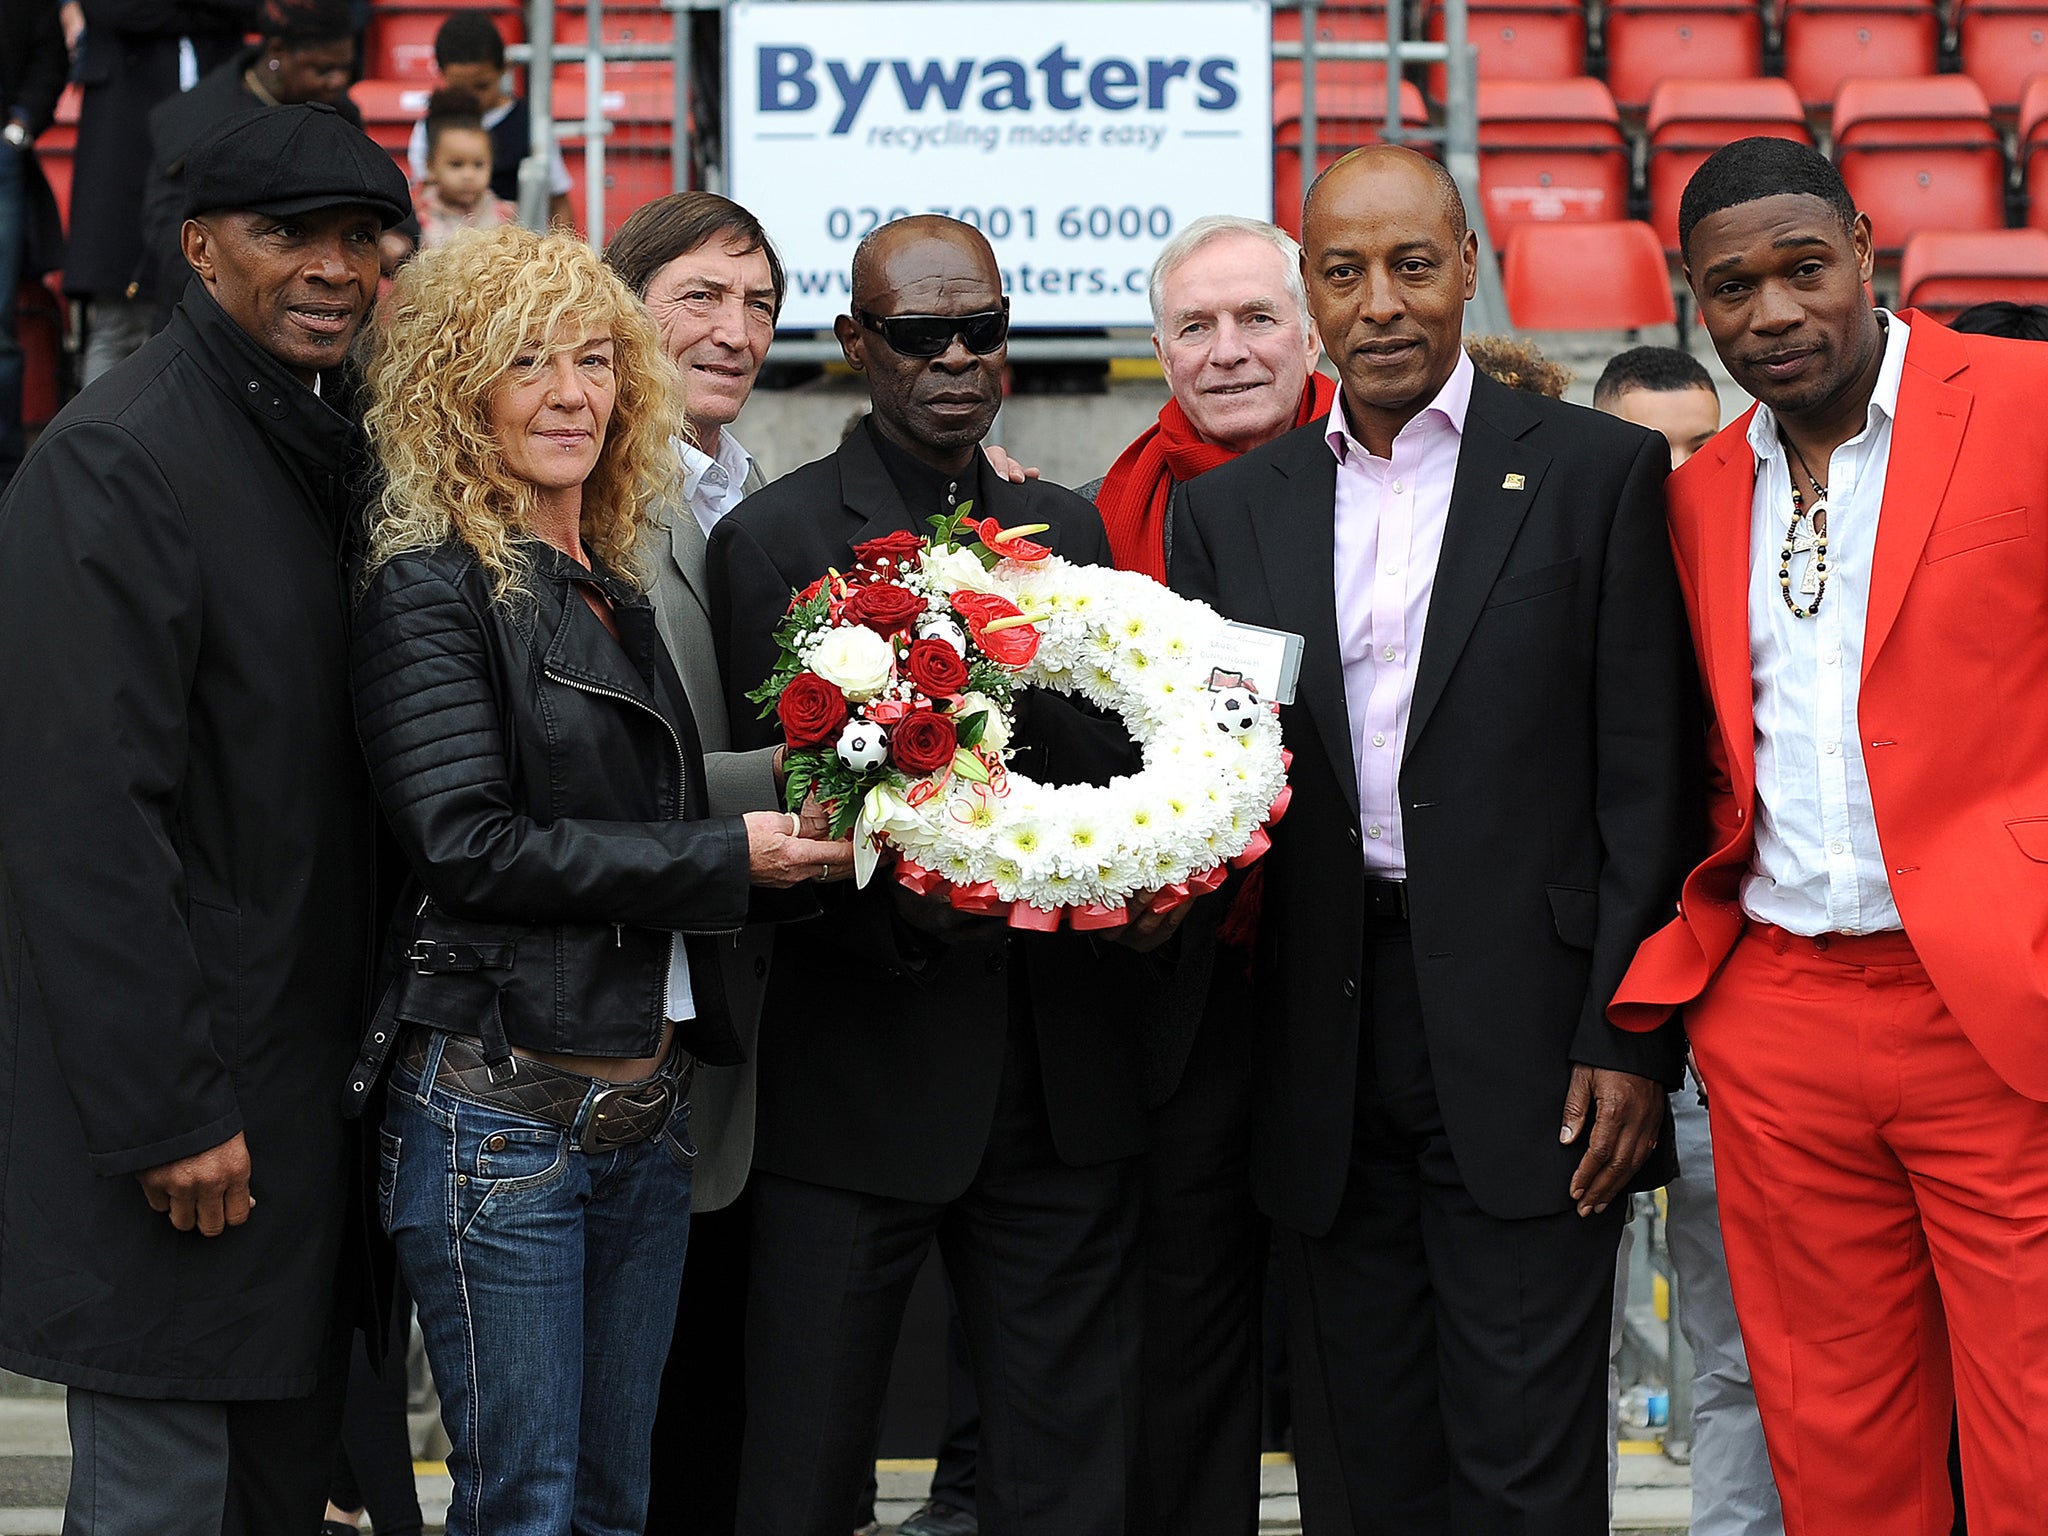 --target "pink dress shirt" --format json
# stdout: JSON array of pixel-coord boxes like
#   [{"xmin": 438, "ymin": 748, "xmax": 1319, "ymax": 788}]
[{"xmin": 1329, "ymin": 351, "xmax": 1475, "ymax": 877}]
